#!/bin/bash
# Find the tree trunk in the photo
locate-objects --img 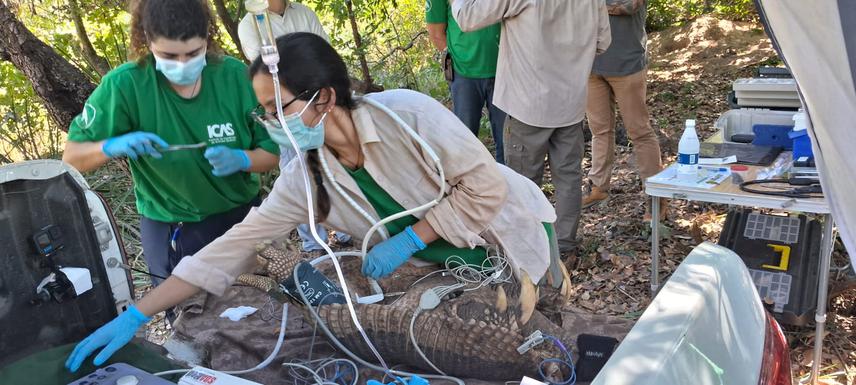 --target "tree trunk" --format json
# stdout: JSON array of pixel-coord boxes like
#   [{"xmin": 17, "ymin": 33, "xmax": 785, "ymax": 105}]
[
  {"xmin": 68, "ymin": 0, "xmax": 111, "ymax": 76},
  {"xmin": 0, "ymin": 1, "xmax": 96, "ymax": 132},
  {"xmin": 211, "ymin": 0, "xmax": 245, "ymax": 62},
  {"xmin": 344, "ymin": 0, "xmax": 379, "ymax": 92}
]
